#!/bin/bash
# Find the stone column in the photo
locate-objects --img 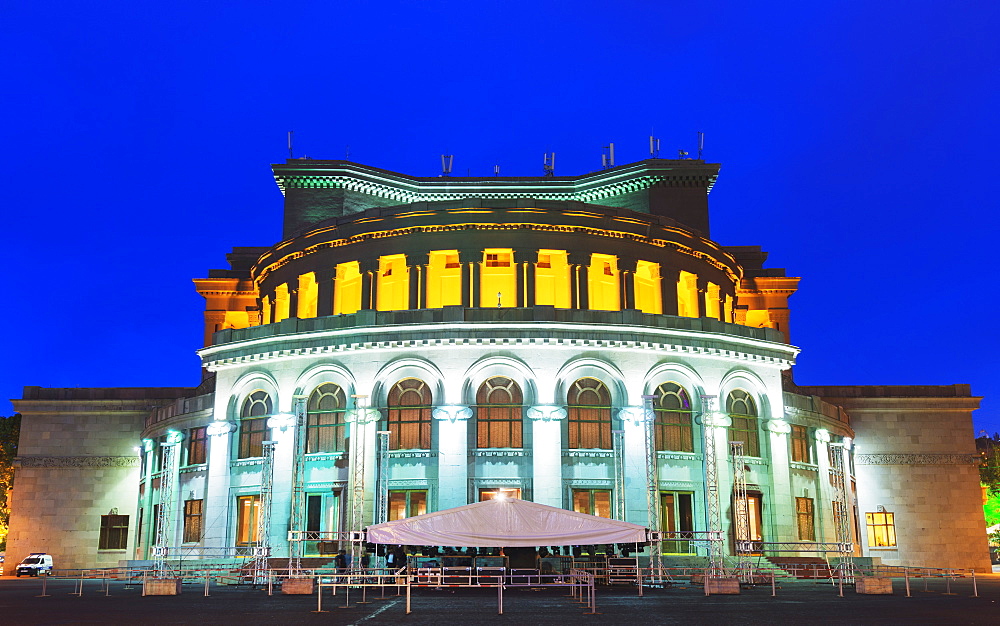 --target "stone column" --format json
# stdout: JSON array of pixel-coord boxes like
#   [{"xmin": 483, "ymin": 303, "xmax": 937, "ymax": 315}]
[
  {"xmin": 409, "ymin": 263, "xmax": 423, "ymax": 310},
  {"xmin": 814, "ymin": 429, "xmax": 835, "ymax": 542},
  {"xmin": 359, "ymin": 260, "xmax": 378, "ymax": 311},
  {"xmin": 618, "ymin": 259, "xmax": 637, "ymax": 311},
  {"xmin": 618, "ymin": 406, "xmax": 652, "ymax": 525},
  {"xmin": 527, "ymin": 406, "xmax": 566, "ymax": 507},
  {"xmin": 433, "ymin": 406, "xmax": 473, "ymax": 510},
  {"xmin": 458, "ymin": 250, "xmax": 478, "ymax": 307},
  {"xmin": 204, "ymin": 420, "xmax": 237, "ymax": 547},
  {"xmin": 346, "ymin": 406, "xmax": 382, "ymax": 526},
  {"xmin": 660, "ymin": 268, "xmax": 680, "ymax": 316},
  {"xmin": 567, "ymin": 252, "xmax": 590, "ymax": 310},
  {"xmin": 265, "ymin": 411, "xmax": 297, "ymax": 557},
  {"xmin": 764, "ymin": 419, "xmax": 794, "ymax": 541}
]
